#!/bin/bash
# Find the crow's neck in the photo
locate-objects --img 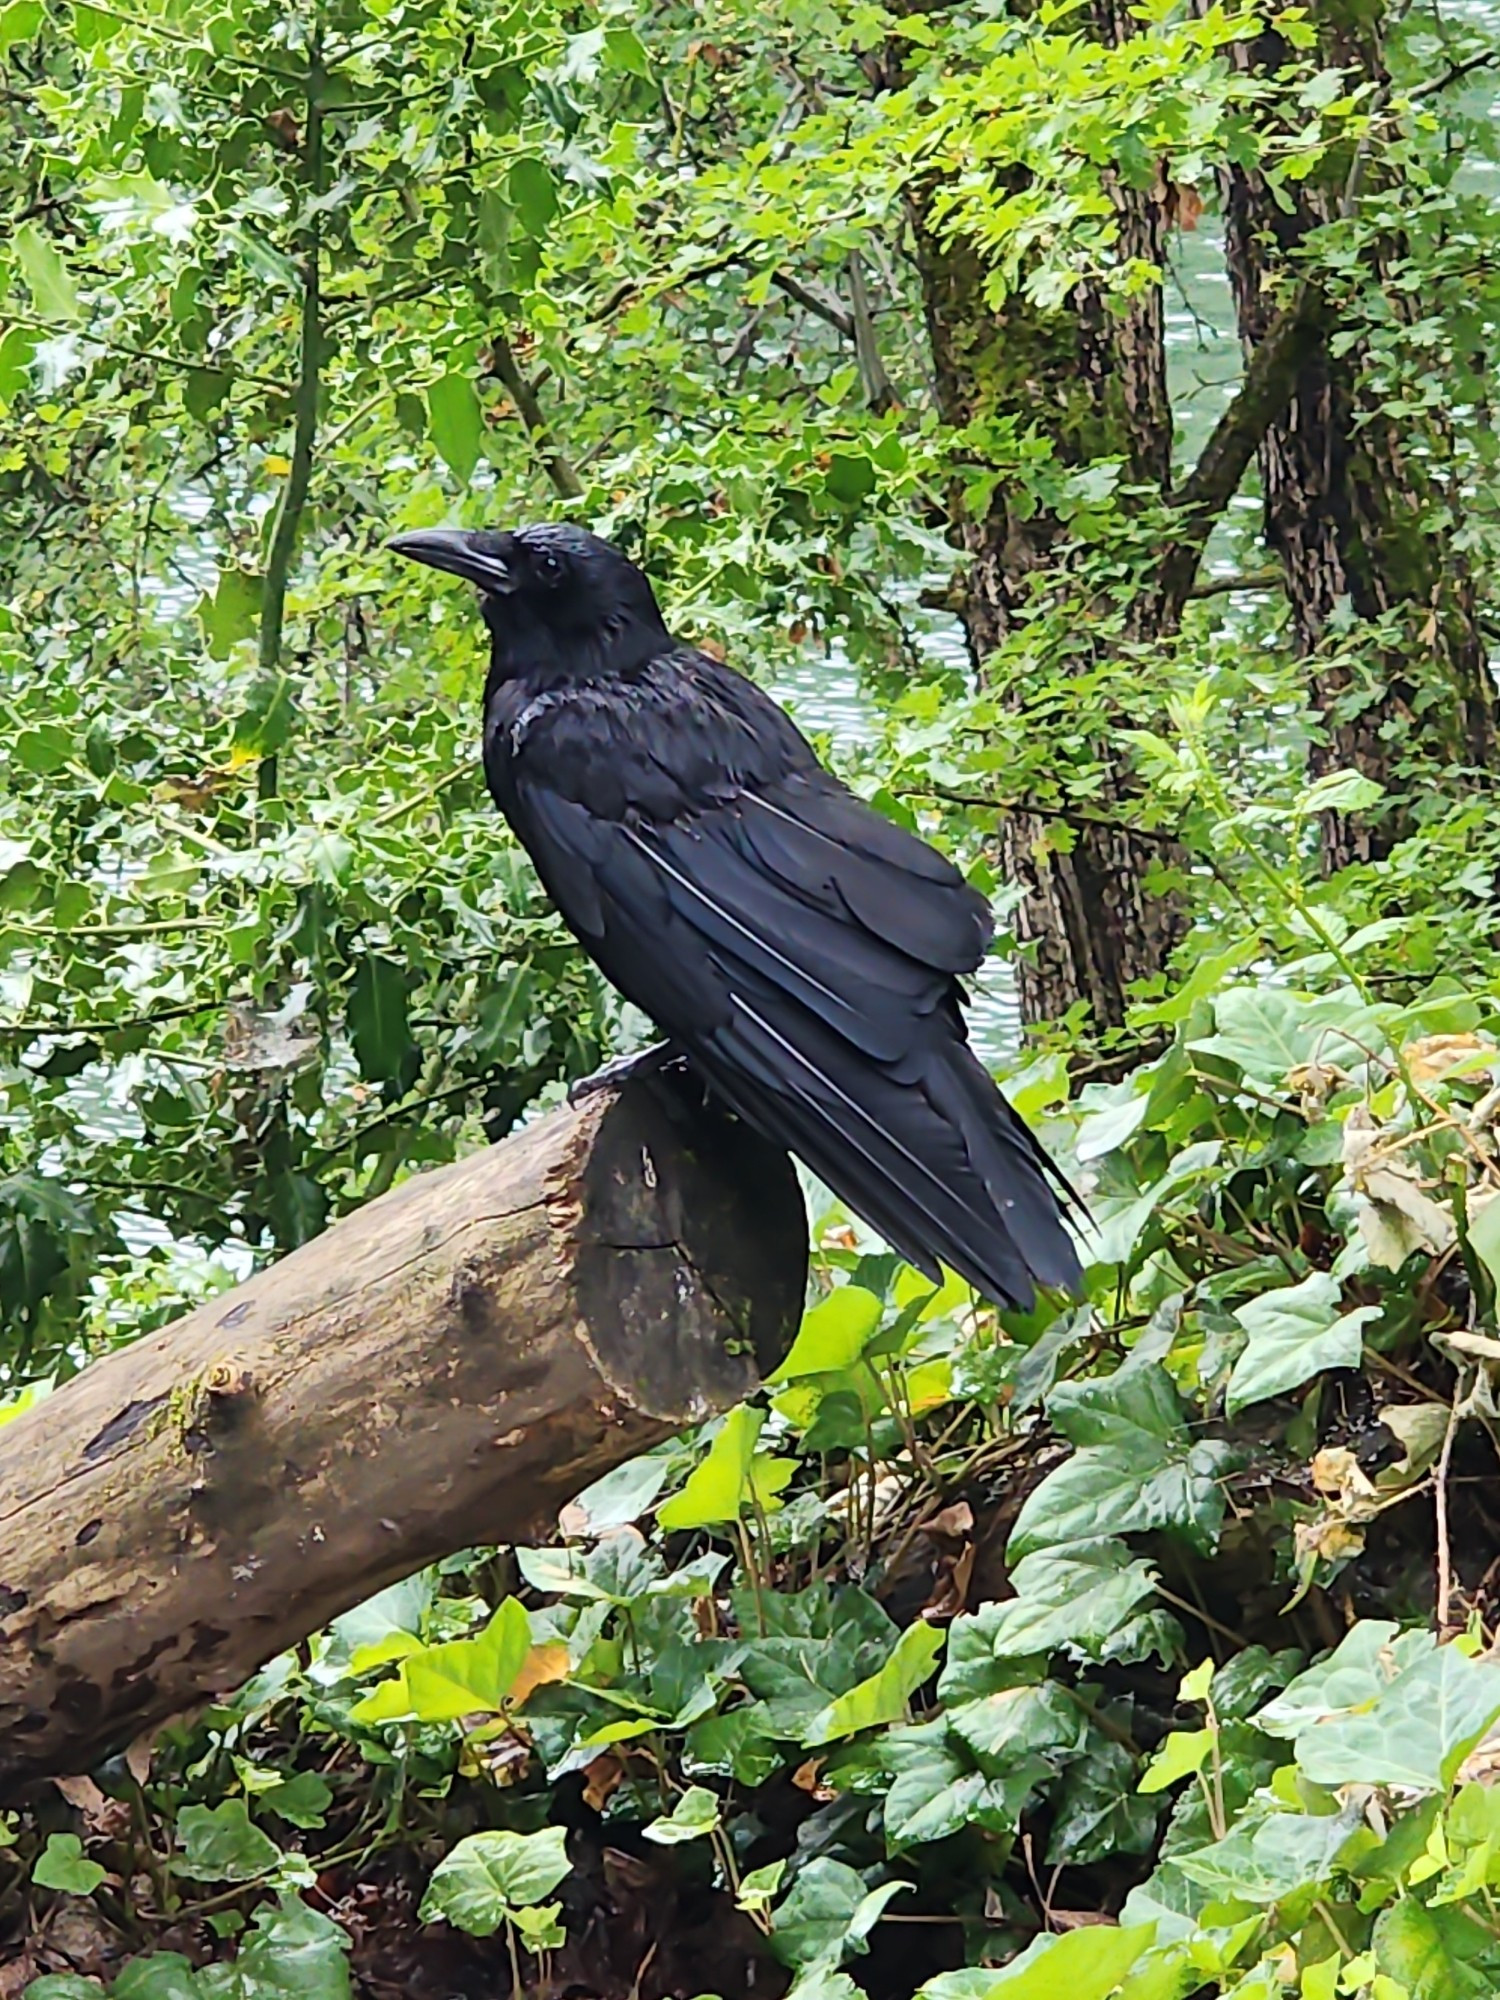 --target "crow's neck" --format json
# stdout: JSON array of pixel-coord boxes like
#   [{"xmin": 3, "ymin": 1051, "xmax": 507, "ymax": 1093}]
[{"xmin": 483, "ymin": 609, "xmax": 672, "ymax": 703}]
